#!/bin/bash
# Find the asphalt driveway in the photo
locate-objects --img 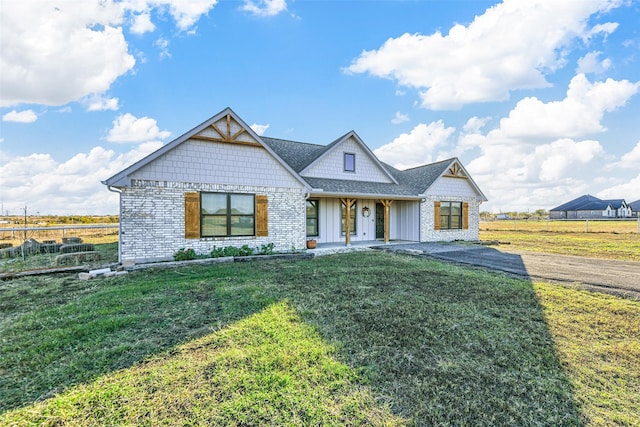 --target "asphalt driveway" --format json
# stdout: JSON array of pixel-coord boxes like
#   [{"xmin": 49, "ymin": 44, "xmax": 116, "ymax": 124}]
[{"xmin": 380, "ymin": 242, "xmax": 640, "ymax": 299}]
